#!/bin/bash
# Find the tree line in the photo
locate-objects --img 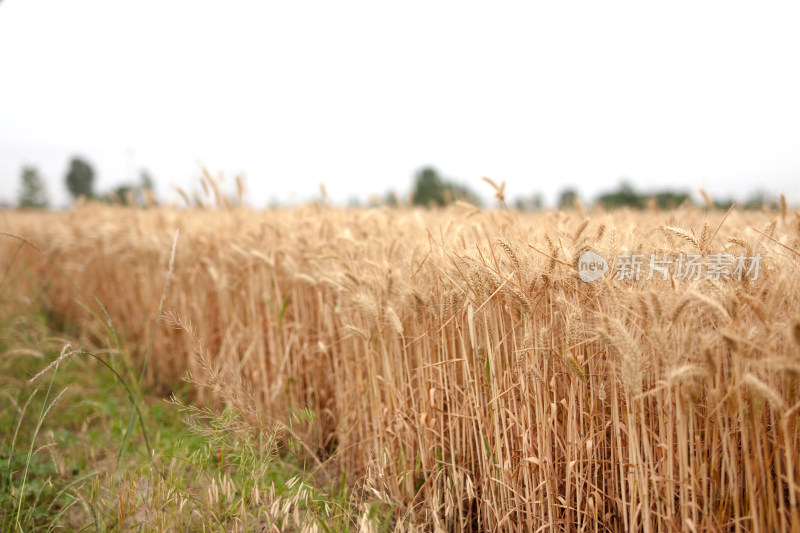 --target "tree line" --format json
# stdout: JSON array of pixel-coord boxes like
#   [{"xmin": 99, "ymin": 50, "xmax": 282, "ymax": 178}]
[
  {"xmin": 16, "ymin": 156, "xmax": 155, "ymax": 208},
  {"xmin": 407, "ymin": 167, "xmax": 774, "ymax": 211},
  {"xmin": 14, "ymin": 160, "xmax": 777, "ymax": 211}
]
